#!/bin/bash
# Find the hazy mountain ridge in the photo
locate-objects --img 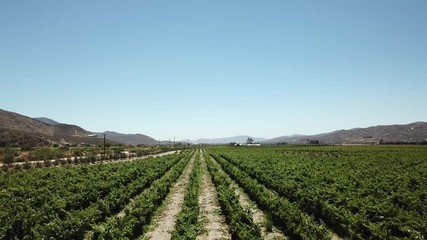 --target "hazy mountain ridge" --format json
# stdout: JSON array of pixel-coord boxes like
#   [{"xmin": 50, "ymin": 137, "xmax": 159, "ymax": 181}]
[
  {"xmin": 100, "ymin": 131, "xmax": 158, "ymax": 145},
  {"xmin": 33, "ymin": 117, "xmax": 61, "ymax": 126},
  {"xmin": 191, "ymin": 135, "xmax": 266, "ymax": 144},
  {"xmin": 266, "ymin": 122, "xmax": 427, "ymax": 144}
]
